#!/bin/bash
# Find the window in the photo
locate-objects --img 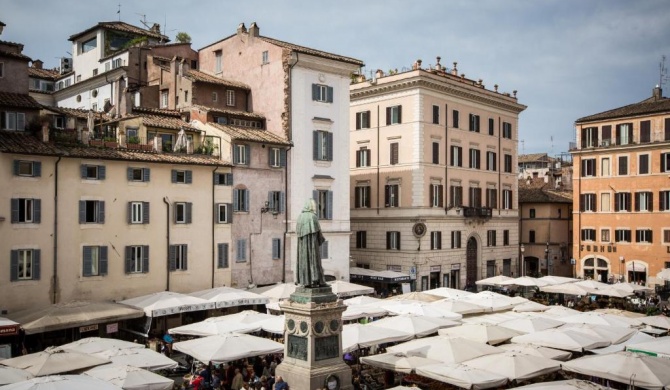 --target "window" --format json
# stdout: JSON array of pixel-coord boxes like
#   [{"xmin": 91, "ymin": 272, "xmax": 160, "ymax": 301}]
[
  {"xmin": 615, "ymin": 192, "xmax": 631, "ymax": 212},
  {"xmin": 10, "ymin": 249, "xmax": 40, "ymax": 281},
  {"xmin": 486, "ymin": 188, "xmax": 497, "ymax": 209},
  {"xmin": 469, "ymin": 148, "xmax": 480, "ymax": 169},
  {"xmin": 530, "ymin": 208, "xmax": 536, "ymax": 218},
  {"xmin": 262, "ymin": 50, "xmax": 269, "ymax": 64},
  {"xmin": 171, "ymin": 169, "xmax": 192, "ymax": 184},
  {"xmin": 81, "ymin": 164, "xmax": 105, "ymax": 180},
  {"xmin": 487, "ymin": 230, "xmax": 497, "ymax": 247},
  {"xmin": 601, "ymin": 229, "xmax": 610, "ymax": 243},
  {"xmin": 356, "ymin": 231, "xmax": 367, "ymax": 249},
  {"xmin": 15, "ymin": 160, "xmax": 40, "ymax": 177},
  {"xmin": 385, "ymin": 184, "xmax": 399, "ymax": 207},
  {"xmin": 11, "ymin": 198, "xmax": 40, "ymax": 223},
  {"xmin": 160, "ymin": 90, "xmax": 168, "ymax": 108},
  {"xmin": 616, "ymin": 123, "xmax": 632, "ymax": 145},
  {"xmin": 313, "ymin": 131, "xmax": 333, "ymax": 161},
  {"xmin": 639, "ymin": 154, "xmax": 650, "ymax": 175},
  {"xmin": 582, "ymin": 127, "xmax": 598, "ymax": 148},
  {"xmin": 386, "ymin": 105, "xmax": 402, "ymax": 125},
  {"xmin": 127, "ymin": 167, "xmax": 150, "ymax": 182},
  {"xmin": 662, "ymin": 191, "xmax": 670, "ymax": 211},
  {"xmin": 581, "ymin": 159, "xmax": 596, "ymax": 177},
  {"xmin": 272, "ymin": 238, "xmax": 282, "ymax": 259},
  {"xmin": 174, "ymin": 202, "xmax": 192, "ymax": 224},
  {"xmin": 79, "ymin": 200, "xmax": 105, "ymax": 224},
  {"xmin": 320, "ymin": 240, "xmax": 329, "ymax": 259},
  {"xmin": 581, "ymin": 228, "xmax": 596, "ymax": 241},
  {"xmin": 314, "ymin": 190, "xmax": 333, "ymax": 219},
  {"xmin": 450, "ymin": 185, "xmax": 463, "ymax": 207},
  {"xmin": 356, "ymin": 148, "xmax": 371, "ymax": 167},
  {"xmin": 125, "ymin": 245, "xmax": 148, "ymax": 274},
  {"xmin": 76, "ymin": 75, "xmax": 81, "ymax": 83},
  {"xmin": 451, "ymin": 231, "xmax": 462, "ymax": 248},
  {"xmin": 469, "ymin": 114, "xmax": 480, "ymax": 132},
  {"xmin": 529, "ymin": 230, "xmax": 536, "ymax": 243},
  {"xmin": 355, "ymin": 186, "xmax": 371, "ymax": 208},
  {"xmin": 236, "ymin": 239, "xmax": 247, "ymax": 262},
  {"xmin": 431, "ymin": 231, "xmax": 442, "ymax": 250},
  {"xmin": 504, "ymin": 154, "xmax": 513, "ymax": 173},
  {"xmin": 226, "ymin": 90, "xmax": 235, "ymax": 107},
  {"xmin": 486, "ymin": 151, "xmax": 497, "ymax": 171},
  {"xmin": 502, "ymin": 122, "xmax": 512, "ymax": 139},
  {"xmin": 666, "ymin": 118, "xmax": 670, "ymax": 141},
  {"xmin": 312, "ymin": 84, "xmax": 333, "ymax": 103},
  {"xmin": 184, "ymin": 90, "xmax": 188, "ymax": 104},
  {"xmin": 356, "ymin": 111, "xmax": 370, "ymax": 129},
  {"xmin": 636, "ymin": 229, "xmax": 653, "ymax": 243},
  {"xmin": 469, "ymin": 187, "xmax": 482, "ymax": 208},
  {"xmin": 432, "ymin": 105, "xmax": 439, "ymax": 124},
  {"xmin": 664, "ymin": 229, "xmax": 670, "ymax": 243},
  {"xmin": 601, "ymin": 158, "xmax": 610, "ymax": 176},
  {"xmin": 488, "ymin": 118, "xmax": 495, "ymax": 136},
  {"xmin": 0, "ymin": 62, "xmax": 3, "ymax": 78},
  {"xmin": 217, "ymin": 243, "xmax": 229, "ymax": 268},
  {"xmin": 601, "ymin": 193, "xmax": 611, "ymax": 212},
  {"xmin": 580, "ymin": 194, "xmax": 596, "ymax": 212},
  {"xmin": 634, "ymin": 191, "xmax": 653, "ymax": 212},
  {"xmin": 390, "ymin": 142, "xmax": 399, "ymax": 165},
  {"xmin": 502, "ymin": 259, "xmax": 511, "ymax": 276},
  {"xmin": 386, "ymin": 231, "xmax": 401, "ymax": 250},
  {"xmin": 615, "ymin": 229, "xmax": 631, "ymax": 243},
  {"xmin": 112, "ymin": 58, "xmax": 122, "ymax": 68},
  {"xmin": 169, "ymin": 244, "xmax": 188, "ymax": 270},
  {"xmin": 432, "ymin": 142, "xmax": 440, "ymax": 164},
  {"xmin": 450, "ymin": 146, "xmax": 463, "ymax": 167},
  {"xmin": 82, "ymin": 246, "xmax": 108, "ymax": 276},
  {"xmin": 105, "ymin": 62, "xmax": 111, "ymax": 72},
  {"xmin": 502, "ymin": 189, "xmax": 513, "ymax": 209},
  {"xmin": 216, "ymin": 203, "xmax": 232, "ymax": 223},
  {"xmin": 618, "ymin": 156, "xmax": 628, "ymax": 175},
  {"xmin": 661, "ymin": 153, "xmax": 670, "ymax": 172},
  {"xmin": 486, "ymin": 260, "xmax": 496, "ymax": 277},
  {"xmin": 212, "ymin": 92, "xmax": 218, "ymax": 102},
  {"xmin": 452, "ymin": 110, "xmax": 459, "ymax": 128},
  {"xmin": 81, "ymin": 37, "xmax": 97, "ymax": 53},
  {"xmin": 640, "ymin": 120, "xmax": 651, "ymax": 143},
  {"xmin": 214, "ymin": 172, "xmax": 233, "ymax": 185},
  {"xmin": 128, "ymin": 201, "xmax": 149, "ymax": 224},
  {"xmin": 215, "ymin": 50, "xmax": 222, "ymax": 73},
  {"xmin": 503, "ymin": 230, "xmax": 510, "ymax": 246},
  {"xmin": 233, "ymin": 144, "xmax": 250, "ymax": 165},
  {"xmin": 430, "ymin": 184, "xmax": 444, "ymax": 207},
  {"xmin": 233, "ymin": 188, "xmax": 249, "ymax": 212}
]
